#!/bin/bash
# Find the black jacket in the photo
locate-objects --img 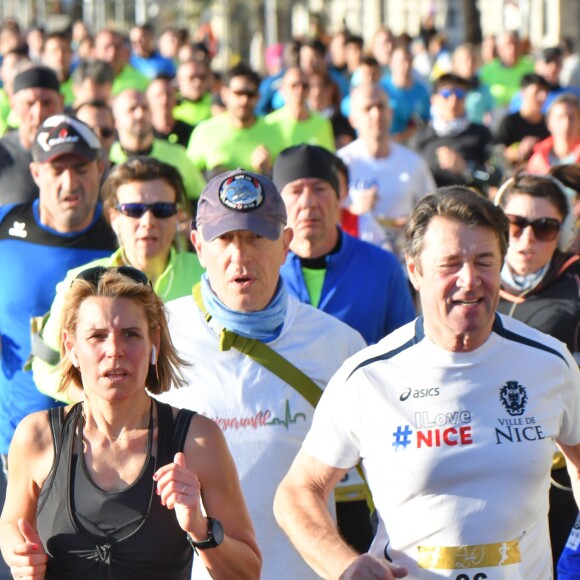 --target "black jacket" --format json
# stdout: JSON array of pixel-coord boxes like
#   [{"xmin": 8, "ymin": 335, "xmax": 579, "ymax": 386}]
[
  {"xmin": 412, "ymin": 121, "xmax": 501, "ymax": 190},
  {"xmin": 498, "ymin": 251, "xmax": 580, "ymax": 355}
]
